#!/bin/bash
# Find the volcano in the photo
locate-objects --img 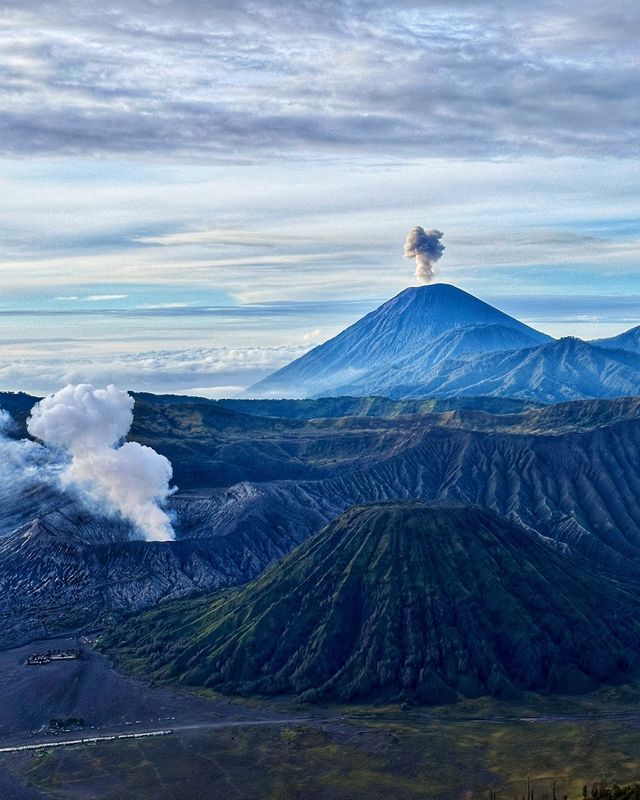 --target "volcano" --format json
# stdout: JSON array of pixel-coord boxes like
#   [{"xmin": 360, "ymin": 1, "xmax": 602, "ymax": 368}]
[
  {"xmin": 104, "ymin": 502, "xmax": 640, "ymax": 704},
  {"xmin": 249, "ymin": 284, "xmax": 552, "ymax": 398}
]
